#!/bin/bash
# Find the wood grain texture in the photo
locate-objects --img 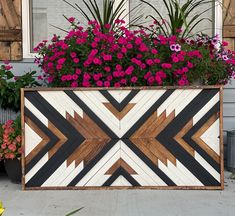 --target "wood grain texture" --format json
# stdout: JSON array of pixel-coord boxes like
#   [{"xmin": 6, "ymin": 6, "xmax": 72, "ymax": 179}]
[
  {"xmin": 0, "ymin": 0, "xmax": 22, "ymax": 60},
  {"xmin": 22, "ymin": 87, "xmax": 223, "ymax": 190},
  {"xmin": 24, "ymin": 116, "xmax": 49, "ymax": 165}
]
